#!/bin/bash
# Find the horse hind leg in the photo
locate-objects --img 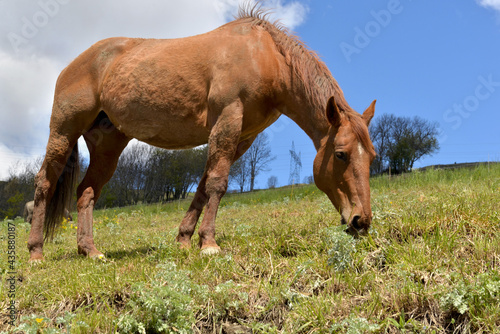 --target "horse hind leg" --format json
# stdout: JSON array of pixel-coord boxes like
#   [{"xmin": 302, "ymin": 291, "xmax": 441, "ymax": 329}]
[
  {"xmin": 27, "ymin": 133, "xmax": 81, "ymax": 261},
  {"xmin": 77, "ymin": 114, "xmax": 130, "ymax": 258},
  {"xmin": 27, "ymin": 67, "xmax": 102, "ymax": 261}
]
